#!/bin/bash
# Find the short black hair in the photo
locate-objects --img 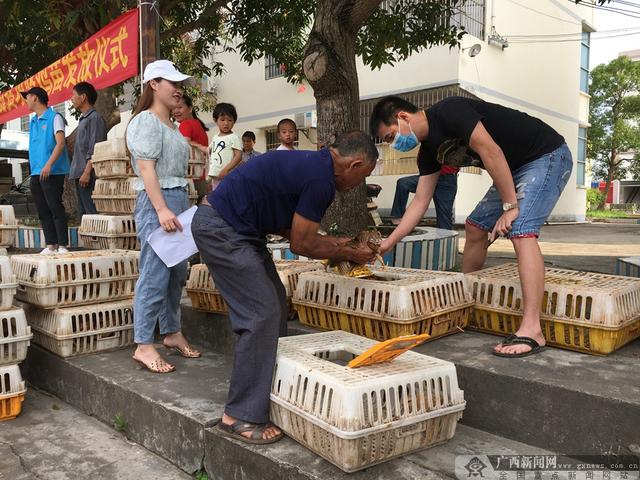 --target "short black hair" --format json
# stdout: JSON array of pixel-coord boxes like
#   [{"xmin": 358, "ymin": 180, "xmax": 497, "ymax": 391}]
[
  {"xmin": 331, "ymin": 130, "xmax": 378, "ymax": 165},
  {"xmin": 73, "ymin": 81, "xmax": 98, "ymax": 105},
  {"xmin": 277, "ymin": 118, "xmax": 296, "ymax": 131},
  {"xmin": 369, "ymin": 96, "xmax": 419, "ymax": 137},
  {"xmin": 212, "ymin": 102, "xmax": 238, "ymax": 122},
  {"xmin": 242, "ymin": 131, "xmax": 256, "ymax": 141}
]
